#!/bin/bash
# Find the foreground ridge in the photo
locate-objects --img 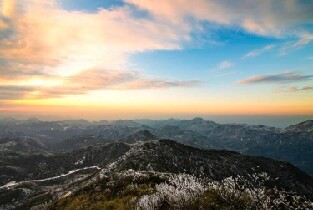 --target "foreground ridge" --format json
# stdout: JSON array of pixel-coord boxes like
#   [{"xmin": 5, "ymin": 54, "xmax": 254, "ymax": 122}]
[{"xmin": 1, "ymin": 140, "xmax": 312, "ymax": 209}]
